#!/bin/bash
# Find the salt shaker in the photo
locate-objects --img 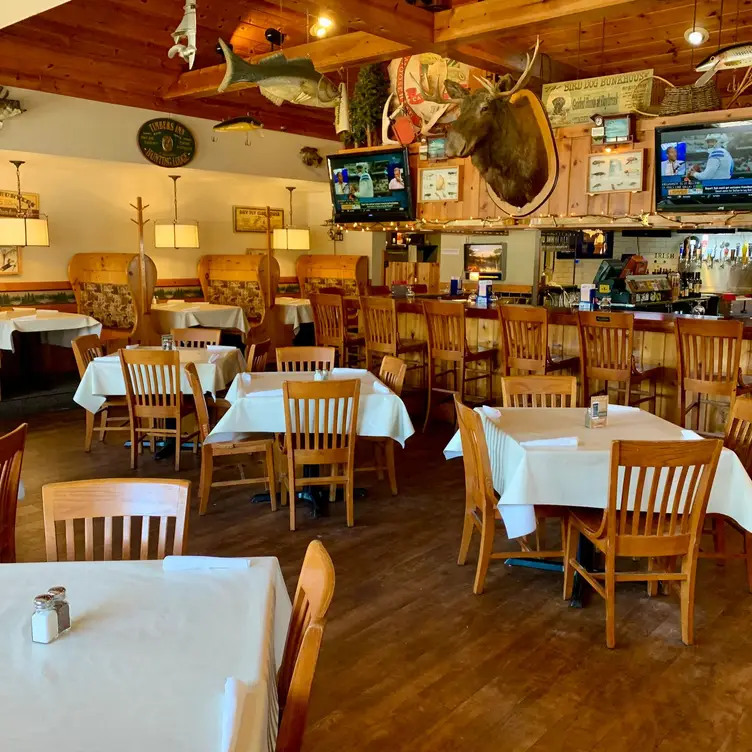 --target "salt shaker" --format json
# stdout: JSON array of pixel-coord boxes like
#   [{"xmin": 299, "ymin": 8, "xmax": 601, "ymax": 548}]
[
  {"xmin": 31, "ymin": 594, "xmax": 59, "ymax": 644},
  {"xmin": 48, "ymin": 586, "xmax": 71, "ymax": 633},
  {"xmin": 314, "ymin": 369, "xmax": 324, "ymax": 382}
]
